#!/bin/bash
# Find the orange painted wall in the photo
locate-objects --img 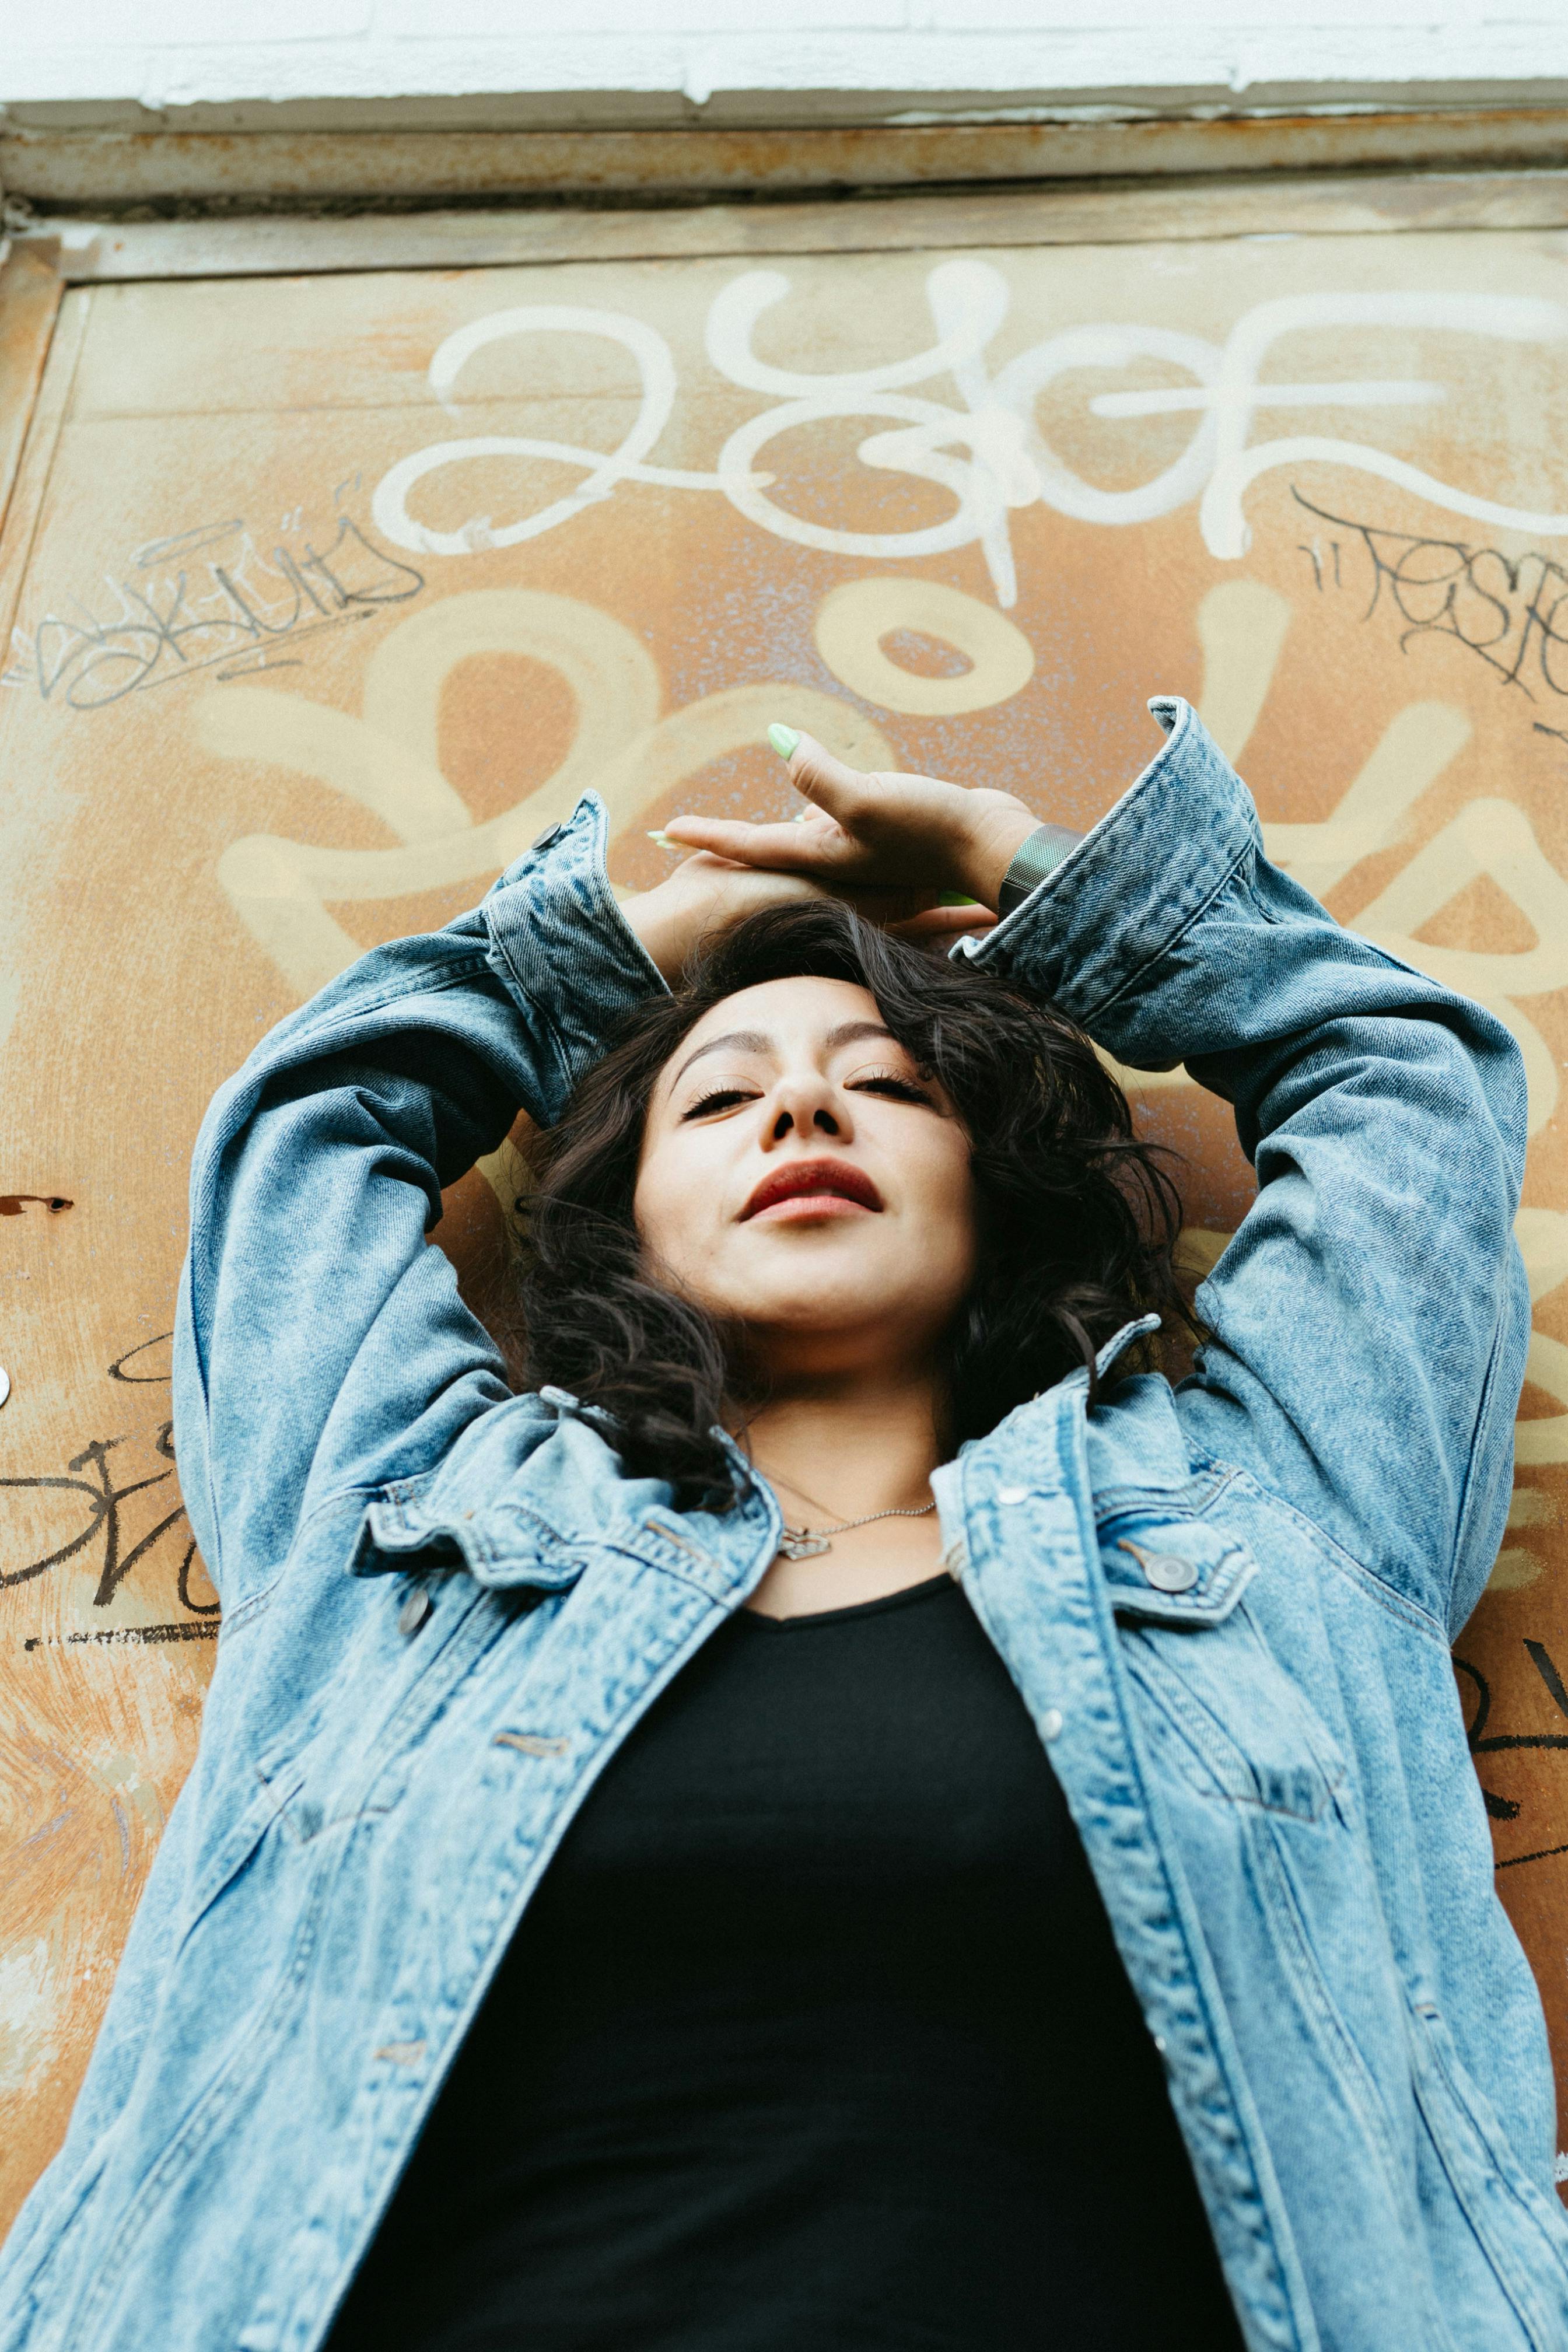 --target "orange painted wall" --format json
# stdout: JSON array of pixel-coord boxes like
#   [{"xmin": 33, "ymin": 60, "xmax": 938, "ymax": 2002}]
[{"xmin": 4, "ymin": 227, "xmax": 1568, "ymax": 2218}]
